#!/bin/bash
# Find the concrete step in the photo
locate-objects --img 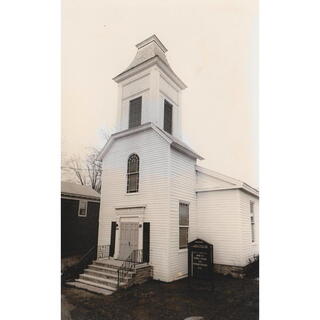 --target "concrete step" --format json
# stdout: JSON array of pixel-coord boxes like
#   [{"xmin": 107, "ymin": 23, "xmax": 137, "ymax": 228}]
[
  {"xmin": 66, "ymin": 281, "xmax": 114, "ymax": 295},
  {"xmin": 84, "ymin": 269, "xmax": 132, "ymax": 281},
  {"xmin": 88, "ymin": 264, "xmax": 135, "ymax": 276},
  {"xmin": 93, "ymin": 260, "xmax": 123, "ymax": 269},
  {"xmin": 79, "ymin": 274, "xmax": 126, "ymax": 289},
  {"xmin": 75, "ymin": 279, "xmax": 117, "ymax": 292},
  {"xmin": 88, "ymin": 264, "xmax": 119, "ymax": 273}
]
